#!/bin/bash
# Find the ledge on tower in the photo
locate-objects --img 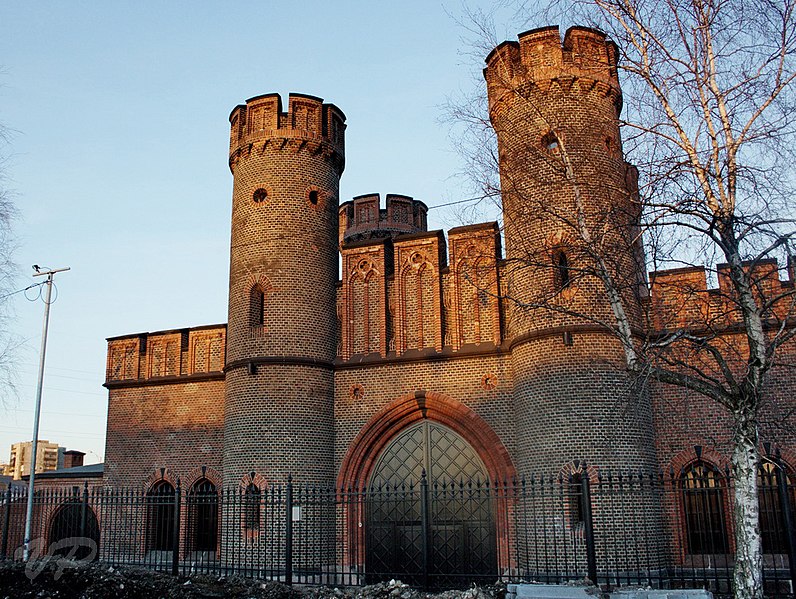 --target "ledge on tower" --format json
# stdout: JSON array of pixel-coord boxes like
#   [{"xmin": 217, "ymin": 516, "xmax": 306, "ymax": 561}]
[{"xmin": 339, "ymin": 194, "xmax": 428, "ymax": 245}]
